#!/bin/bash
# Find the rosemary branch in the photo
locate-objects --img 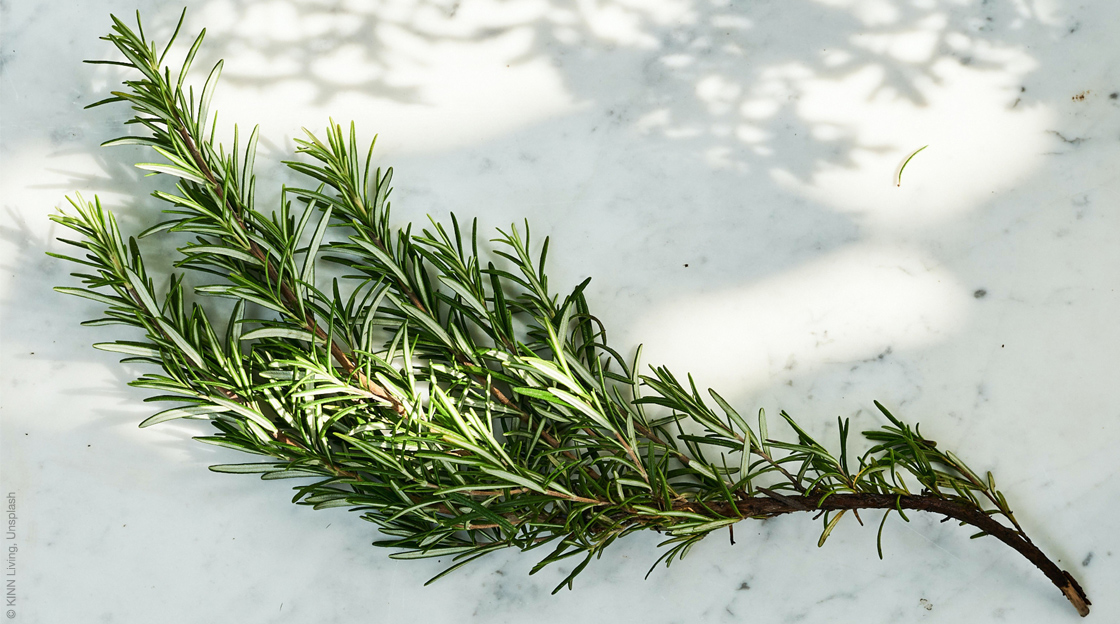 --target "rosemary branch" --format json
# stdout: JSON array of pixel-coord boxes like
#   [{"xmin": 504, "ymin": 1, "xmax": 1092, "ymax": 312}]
[{"xmin": 52, "ymin": 11, "xmax": 1090, "ymax": 616}]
